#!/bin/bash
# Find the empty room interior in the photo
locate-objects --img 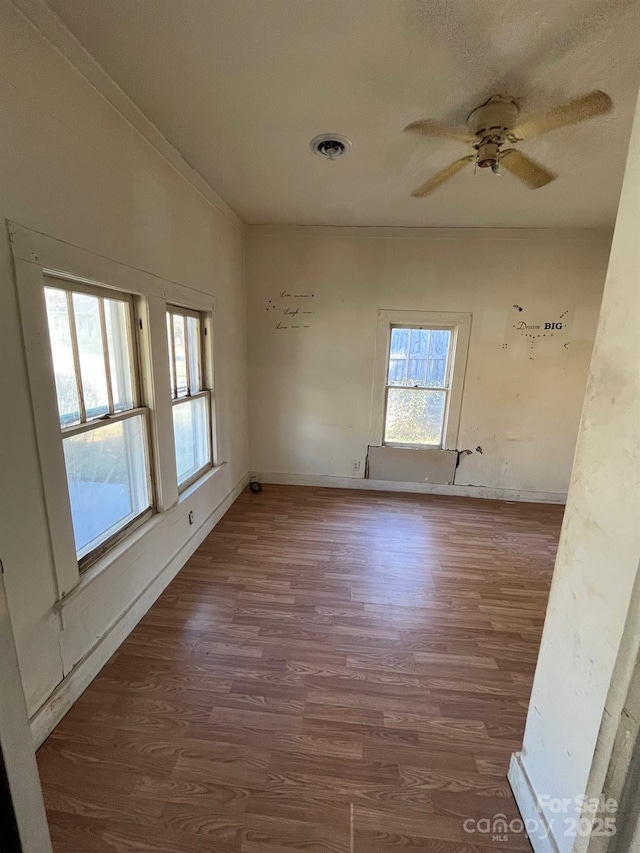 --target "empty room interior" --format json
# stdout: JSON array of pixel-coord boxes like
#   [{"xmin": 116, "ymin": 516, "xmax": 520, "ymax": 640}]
[{"xmin": 1, "ymin": 1, "xmax": 640, "ymax": 852}]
